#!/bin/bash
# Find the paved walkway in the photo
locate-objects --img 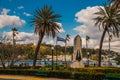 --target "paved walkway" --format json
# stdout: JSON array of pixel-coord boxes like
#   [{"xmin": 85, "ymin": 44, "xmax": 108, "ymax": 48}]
[{"xmin": 0, "ymin": 75, "xmax": 71, "ymax": 80}]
